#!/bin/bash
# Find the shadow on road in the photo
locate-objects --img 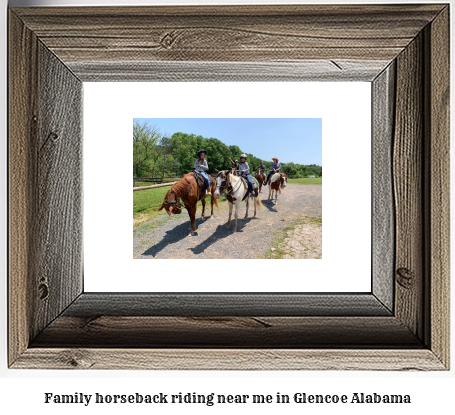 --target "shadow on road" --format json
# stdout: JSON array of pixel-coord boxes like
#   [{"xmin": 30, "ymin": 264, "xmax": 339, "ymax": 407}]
[
  {"xmin": 188, "ymin": 217, "xmax": 254, "ymax": 255},
  {"xmin": 261, "ymin": 199, "xmax": 278, "ymax": 212},
  {"xmin": 141, "ymin": 217, "xmax": 206, "ymax": 258}
]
